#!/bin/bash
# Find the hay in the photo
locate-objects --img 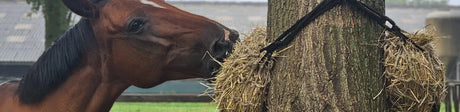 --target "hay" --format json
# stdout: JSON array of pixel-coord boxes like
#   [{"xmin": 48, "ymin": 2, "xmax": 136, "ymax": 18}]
[
  {"xmin": 213, "ymin": 27, "xmax": 278, "ymax": 112},
  {"xmin": 383, "ymin": 29, "xmax": 446, "ymax": 112}
]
